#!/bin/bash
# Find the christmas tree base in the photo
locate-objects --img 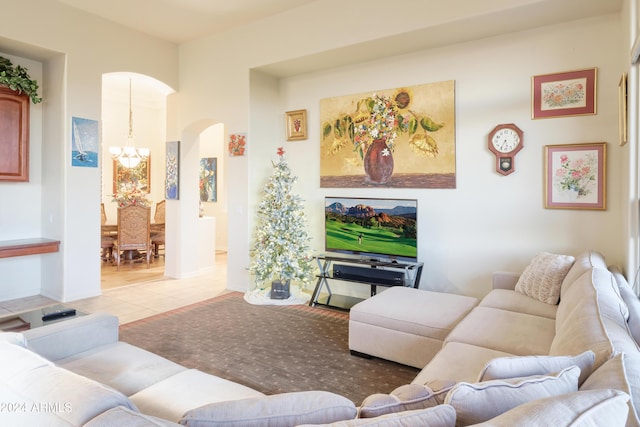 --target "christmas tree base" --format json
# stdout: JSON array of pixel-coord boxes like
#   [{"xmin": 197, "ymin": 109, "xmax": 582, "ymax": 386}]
[{"xmin": 270, "ymin": 280, "xmax": 291, "ymax": 299}]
